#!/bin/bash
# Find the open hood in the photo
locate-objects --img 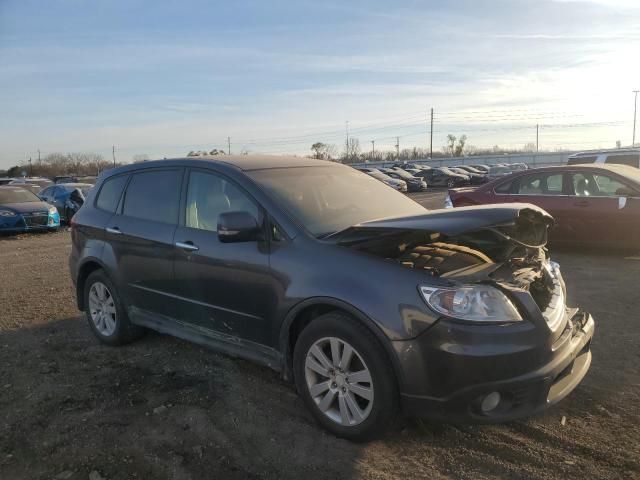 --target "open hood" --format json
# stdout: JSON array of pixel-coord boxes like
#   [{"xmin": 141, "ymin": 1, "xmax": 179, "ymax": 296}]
[{"xmin": 327, "ymin": 203, "xmax": 553, "ymax": 249}]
